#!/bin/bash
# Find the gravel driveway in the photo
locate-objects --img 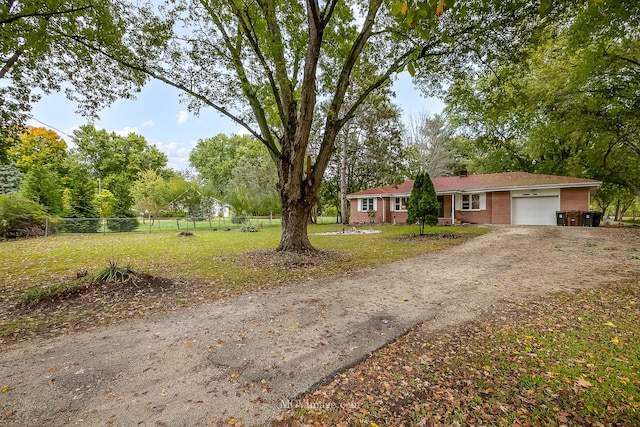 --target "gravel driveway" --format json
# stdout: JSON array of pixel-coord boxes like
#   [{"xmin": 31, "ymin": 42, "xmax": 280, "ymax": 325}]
[{"xmin": 1, "ymin": 226, "xmax": 639, "ymax": 426}]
